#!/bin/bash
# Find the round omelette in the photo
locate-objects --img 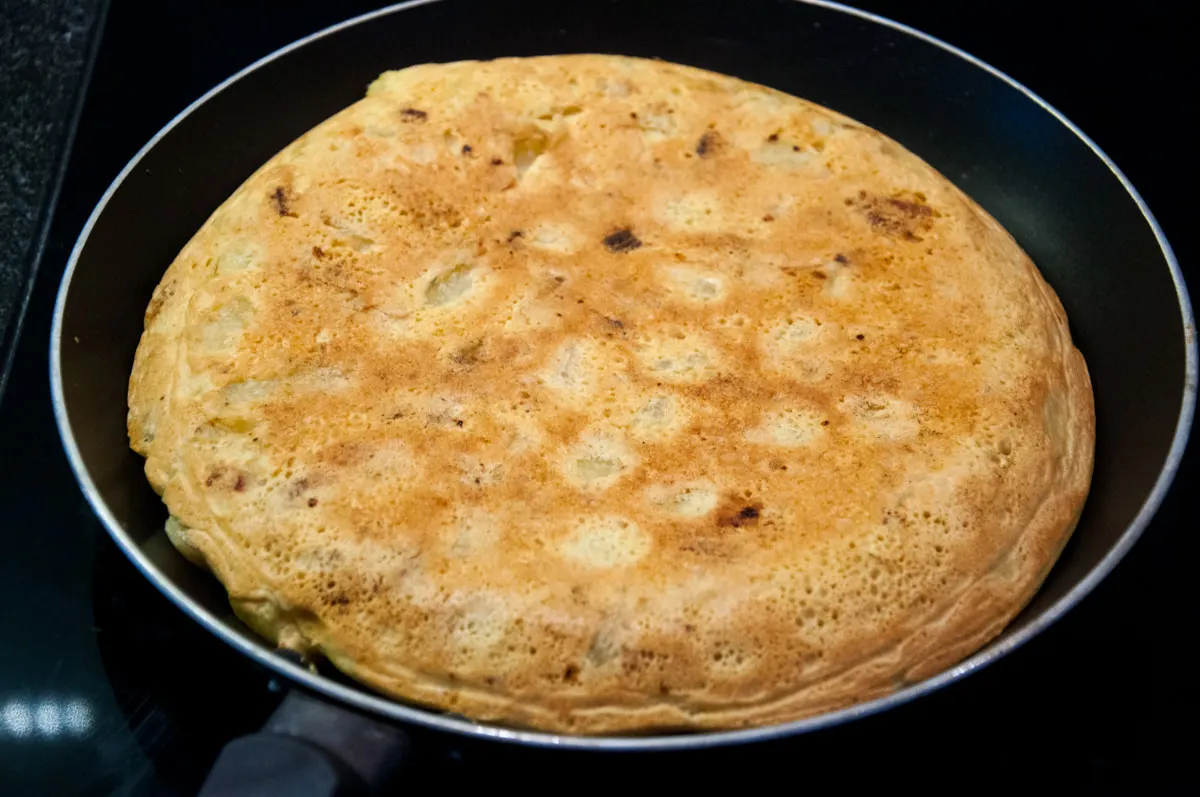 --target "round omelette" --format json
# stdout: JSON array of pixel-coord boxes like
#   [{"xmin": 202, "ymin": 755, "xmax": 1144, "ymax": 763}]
[{"xmin": 128, "ymin": 55, "xmax": 1094, "ymax": 734}]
